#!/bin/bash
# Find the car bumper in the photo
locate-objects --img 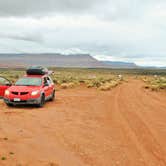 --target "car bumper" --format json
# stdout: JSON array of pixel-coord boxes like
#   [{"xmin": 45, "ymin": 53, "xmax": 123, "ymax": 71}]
[{"xmin": 4, "ymin": 97, "xmax": 41, "ymax": 105}]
